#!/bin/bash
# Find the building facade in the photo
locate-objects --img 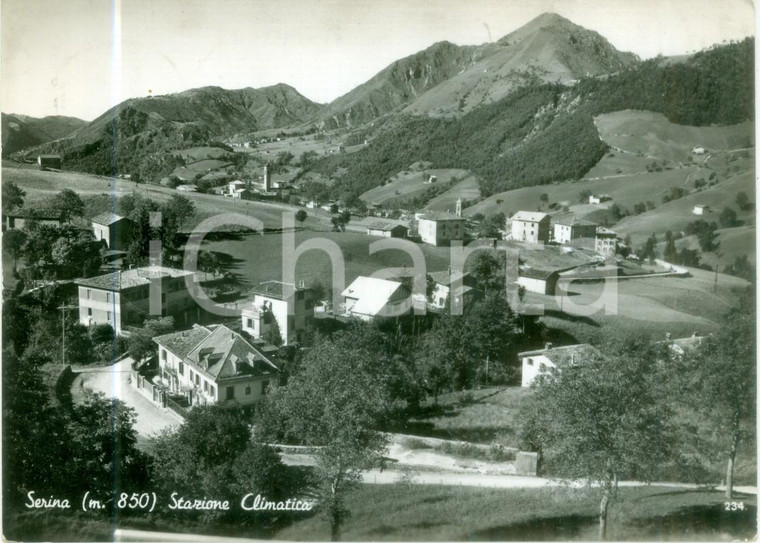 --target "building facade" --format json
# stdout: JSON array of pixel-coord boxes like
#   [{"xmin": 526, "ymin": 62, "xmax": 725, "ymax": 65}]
[
  {"xmin": 241, "ymin": 281, "xmax": 314, "ymax": 345},
  {"xmin": 553, "ymin": 218, "xmax": 597, "ymax": 245},
  {"xmin": 76, "ymin": 266, "xmax": 198, "ymax": 334},
  {"xmin": 342, "ymin": 276, "xmax": 411, "ymax": 321},
  {"xmin": 154, "ymin": 324, "xmax": 279, "ymax": 408},
  {"xmin": 417, "ymin": 212, "xmax": 466, "ymax": 246},
  {"xmin": 91, "ymin": 212, "xmax": 136, "ymax": 251},
  {"xmin": 595, "ymin": 227, "xmax": 617, "ymax": 256},
  {"xmin": 510, "ymin": 211, "xmax": 550, "ymax": 244}
]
